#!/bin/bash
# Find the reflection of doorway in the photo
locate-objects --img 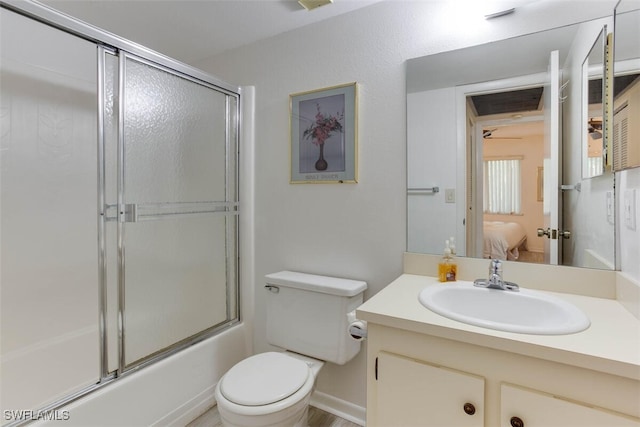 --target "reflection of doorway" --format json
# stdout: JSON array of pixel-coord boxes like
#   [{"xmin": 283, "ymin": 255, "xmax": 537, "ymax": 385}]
[{"xmin": 465, "ymin": 88, "xmax": 546, "ymax": 263}]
